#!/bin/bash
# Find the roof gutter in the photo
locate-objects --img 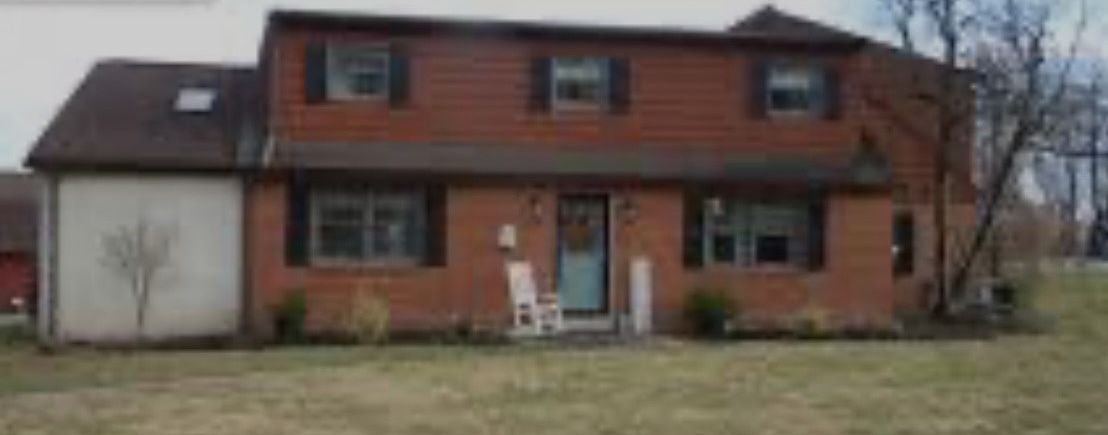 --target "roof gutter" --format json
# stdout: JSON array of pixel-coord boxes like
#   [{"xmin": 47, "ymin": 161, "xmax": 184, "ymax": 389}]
[{"xmin": 268, "ymin": 10, "xmax": 867, "ymax": 50}]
